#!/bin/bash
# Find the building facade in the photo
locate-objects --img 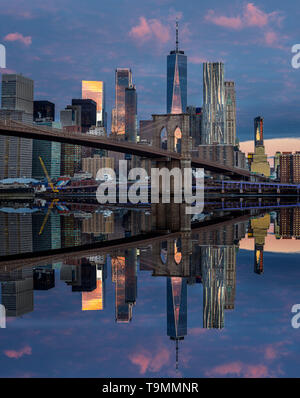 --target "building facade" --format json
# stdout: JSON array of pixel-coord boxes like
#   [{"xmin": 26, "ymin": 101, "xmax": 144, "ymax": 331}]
[
  {"xmin": 111, "ymin": 68, "xmax": 132, "ymax": 136},
  {"xmin": 82, "ymin": 81, "xmax": 106, "ymax": 129},
  {"xmin": 33, "ymin": 100, "xmax": 55, "ymax": 122},
  {"xmin": 0, "ymin": 74, "xmax": 34, "ymax": 178},
  {"xmin": 125, "ymin": 84, "xmax": 137, "ymax": 142},
  {"xmin": 167, "ymin": 21, "xmax": 187, "ymax": 114},
  {"xmin": 224, "ymin": 81, "xmax": 236, "ymax": 145},
  {"xmin": 202, "ymin": 63, "xmax": 226, "ymax": 144}
]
